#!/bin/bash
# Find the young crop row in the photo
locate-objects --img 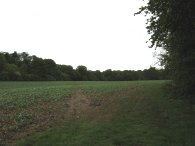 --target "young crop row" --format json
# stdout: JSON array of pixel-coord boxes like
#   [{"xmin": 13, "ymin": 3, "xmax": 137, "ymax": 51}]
[
  {"xmin": 0, "ymin": 81, "xmax": 166, "ymax": 108},
  {"xmin": 0, "ymin": 81, "xmax": 164, "ymax": 109},
  {"xmin": 0, "ymin": 86, "xmax": 73, "ymax": 109}
]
